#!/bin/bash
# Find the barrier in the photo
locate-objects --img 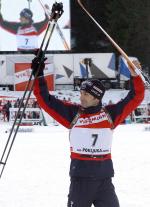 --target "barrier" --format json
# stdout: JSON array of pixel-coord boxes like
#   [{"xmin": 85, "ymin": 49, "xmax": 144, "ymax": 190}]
[
  {"xmin": 132, "ymin": 104, "xmax": 150, "ymax": 123},
  {"xmin": 9, "ymin": 108, "xmax": 44, "ymax": 125}
]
